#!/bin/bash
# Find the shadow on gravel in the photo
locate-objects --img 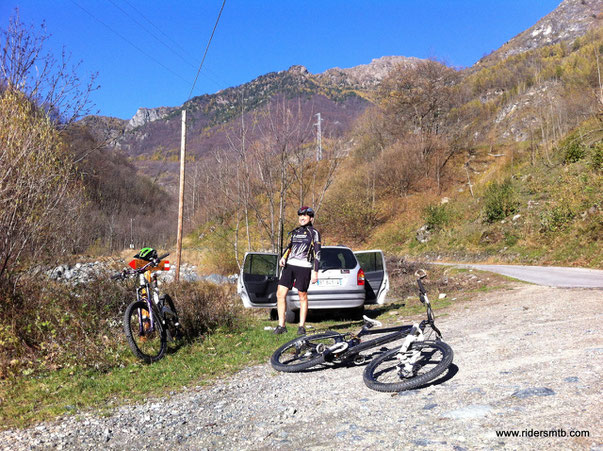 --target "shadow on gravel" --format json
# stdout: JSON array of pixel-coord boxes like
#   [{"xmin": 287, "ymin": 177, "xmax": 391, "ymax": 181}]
[
  {"xmin": 290, "ymin": 303, "xmax": 407, "ymax": 327},
  {"xmin": 289, "ymin": 346, "xmax": 394, "ymax": 374},
  {"xmin": 368, "ymin": 302, "xmax": 407, "ymax": 317},
  {"xmin": 403, "ymin": 363, "xmax": 460, "ymax": 391},
  {"xmin": 290, "ymin": 345, "xmax": 411, "ymax": 374},
  {"xmin": 286, "ymin": 358, "xmax": 460, "ymax": 394}
]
